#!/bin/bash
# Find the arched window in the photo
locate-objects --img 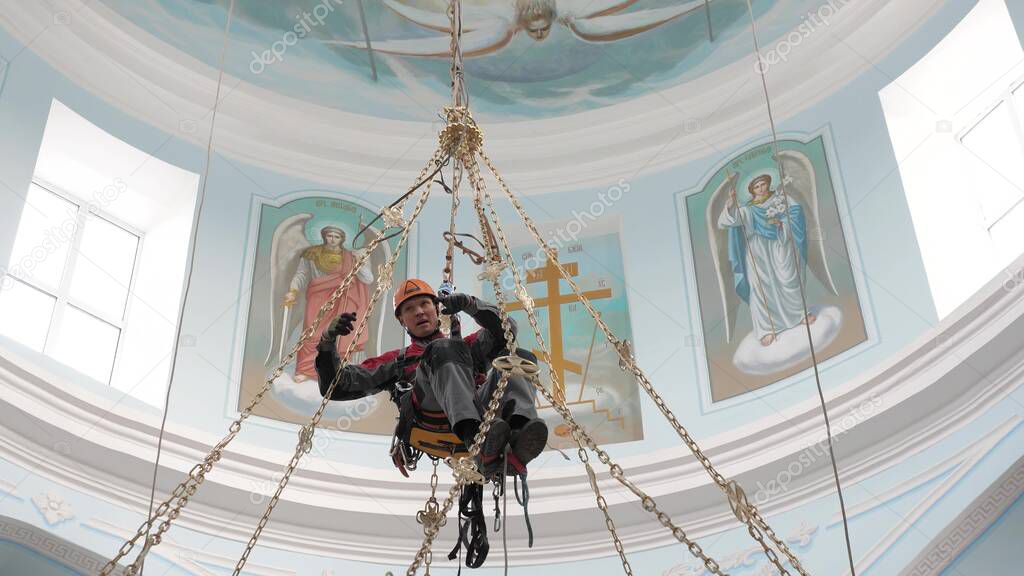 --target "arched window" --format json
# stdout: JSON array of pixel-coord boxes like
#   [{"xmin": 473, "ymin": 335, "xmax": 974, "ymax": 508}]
[
  {"xmin": 881, "ymin": 0, "xmax": 1024, "ymax": 318},
  {"xmin": 0, "ymin": 100, "xmax": 199, "ymax": 408}
]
